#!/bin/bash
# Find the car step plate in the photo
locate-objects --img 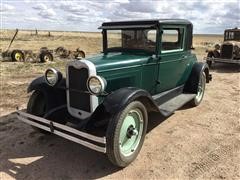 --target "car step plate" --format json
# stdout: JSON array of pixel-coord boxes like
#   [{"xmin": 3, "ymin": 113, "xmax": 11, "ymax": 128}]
[{"xmin": 159, "ymin": 93, "xmax": 196, "ymax": 116}]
